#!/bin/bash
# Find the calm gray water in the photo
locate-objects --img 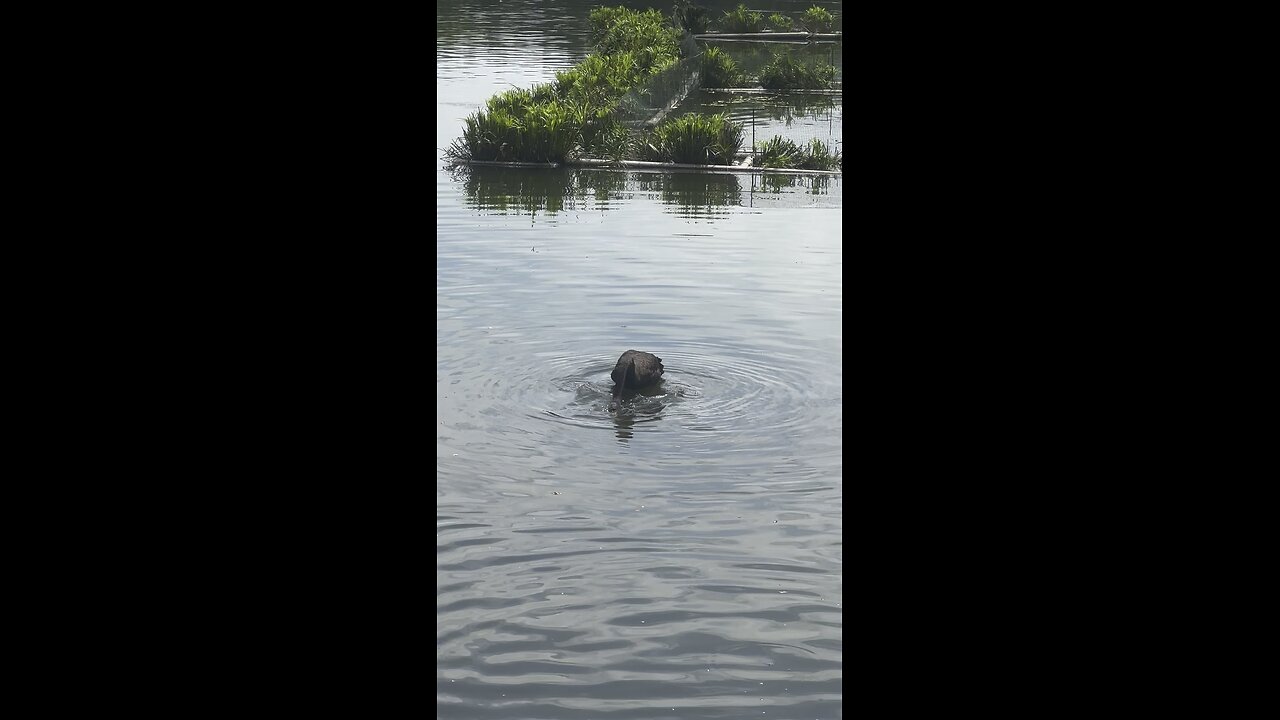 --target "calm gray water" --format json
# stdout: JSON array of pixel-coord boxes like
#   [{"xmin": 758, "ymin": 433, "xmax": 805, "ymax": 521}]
[{"xmin": 438, "ymin": 3, "xmax": 842, "ymax": 718}]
